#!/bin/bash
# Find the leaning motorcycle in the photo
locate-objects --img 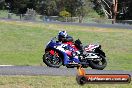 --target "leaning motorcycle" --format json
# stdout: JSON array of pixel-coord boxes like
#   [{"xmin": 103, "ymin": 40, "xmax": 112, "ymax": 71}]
[{"xmin": 43, "ymin": 37, "xmax": 107, "ymax": 70}]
